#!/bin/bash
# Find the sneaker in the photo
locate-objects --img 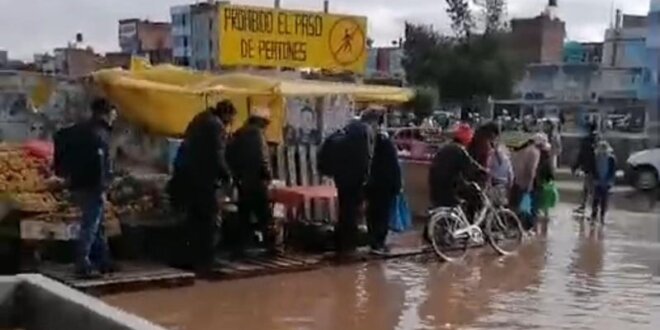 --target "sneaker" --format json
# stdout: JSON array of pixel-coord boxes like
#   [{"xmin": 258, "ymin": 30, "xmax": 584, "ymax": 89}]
[
  {"xmin": 370, "ymin": 245, "xmax": 391, "ymax": 256},
  {"xmin": 573, "ymin": 206, "xmax": 585, "ymax": 214}
]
